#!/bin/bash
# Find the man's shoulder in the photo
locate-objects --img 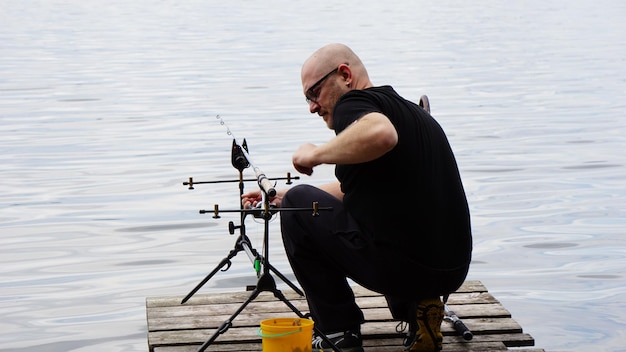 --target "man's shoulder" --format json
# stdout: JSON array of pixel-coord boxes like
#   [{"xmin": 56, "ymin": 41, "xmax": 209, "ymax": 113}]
[
  {"xmin": 359, "ymin": 85, "xmax": 395, "ymax": 96},
  {"xmin": 339, "ymin": 85, "xmax": 397, "ymax": 104}
]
